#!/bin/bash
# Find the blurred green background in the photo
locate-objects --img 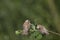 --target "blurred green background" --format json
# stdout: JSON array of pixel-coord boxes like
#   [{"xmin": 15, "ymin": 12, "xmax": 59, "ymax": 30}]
[{"xmin": 0, "ymin": 0, "xmax": 60, "ymax": 40}]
